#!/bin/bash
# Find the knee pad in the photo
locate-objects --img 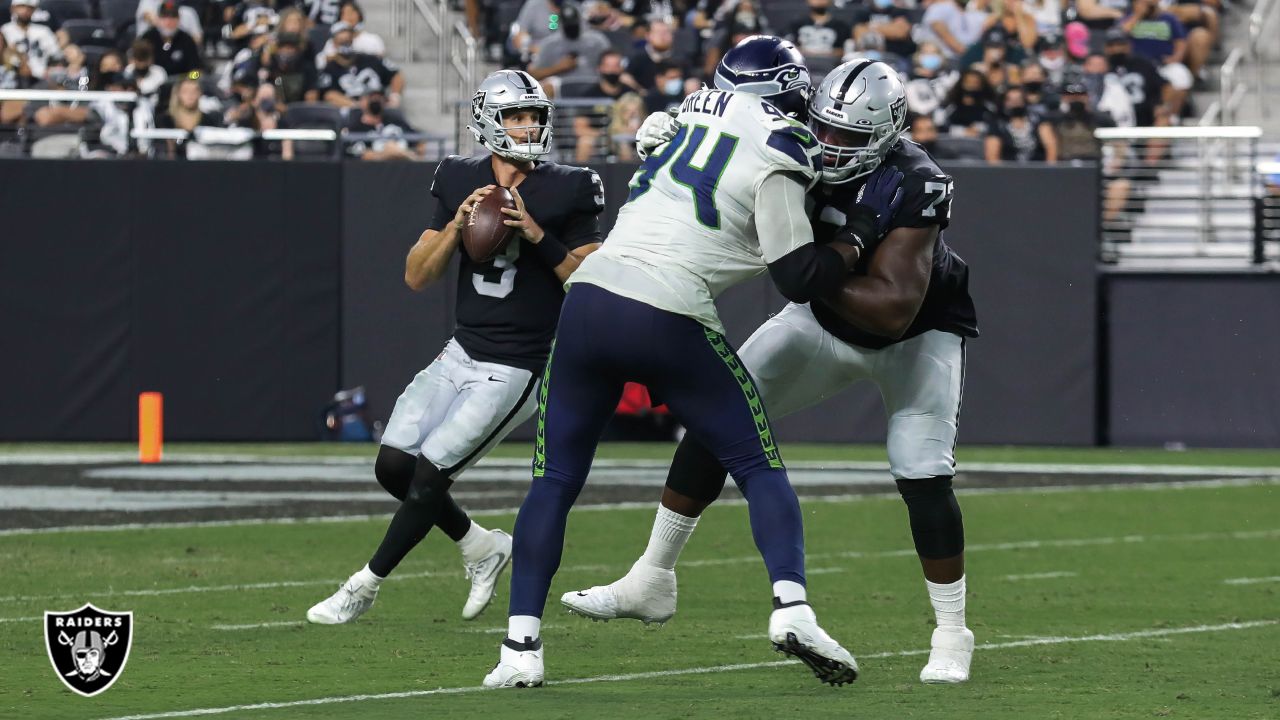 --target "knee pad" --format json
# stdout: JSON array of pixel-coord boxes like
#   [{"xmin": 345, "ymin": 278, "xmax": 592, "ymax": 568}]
[
  {"xmin": 374, "ymin": 446, "xmax": 417, "ymax": 501},
  {"xmin": 405, "ymin": 457, "xmax": 452, "ymax": 506},
  {"xmin": 896, "ymin": 476, "xmax": 965, "ymax": 559},
  {"xmin": 665, "ymin": 438, "xmax": 729, "ymax": 504}
]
